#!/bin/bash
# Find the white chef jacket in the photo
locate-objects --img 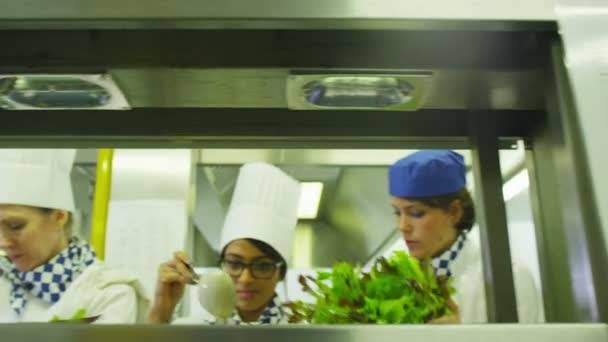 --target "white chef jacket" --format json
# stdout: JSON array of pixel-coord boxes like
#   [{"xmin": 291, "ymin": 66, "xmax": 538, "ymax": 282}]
[
  {"xmin": 0, "ymin": 261, "xmax": 149, "ymax": 323},
  {"xmin": 451, "ymin": 230, "xmax": 542, "ymax": 323}
]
